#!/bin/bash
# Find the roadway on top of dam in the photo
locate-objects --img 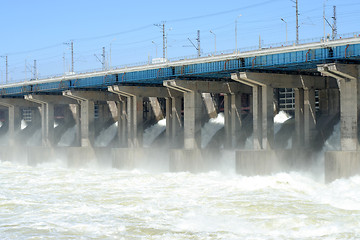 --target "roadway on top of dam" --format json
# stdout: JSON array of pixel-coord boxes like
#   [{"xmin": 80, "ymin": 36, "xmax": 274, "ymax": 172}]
[{"xmin": 1, "ymin": 36, "xmax": 360, "ymax": 97}]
